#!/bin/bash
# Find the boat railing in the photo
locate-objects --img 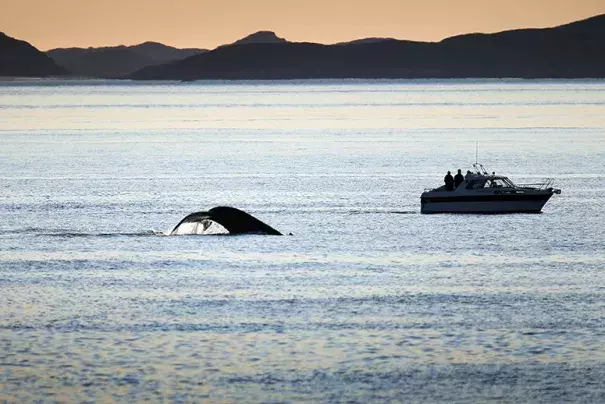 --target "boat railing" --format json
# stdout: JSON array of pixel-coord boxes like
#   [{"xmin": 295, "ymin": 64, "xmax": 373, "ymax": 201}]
[
  {"xmin": 517, "ymin": 178, "xmax": 555, "ymax": 190},
  {"xmin": 472, "ymin": 163, "xmax": 489, "ymax": 176}
]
